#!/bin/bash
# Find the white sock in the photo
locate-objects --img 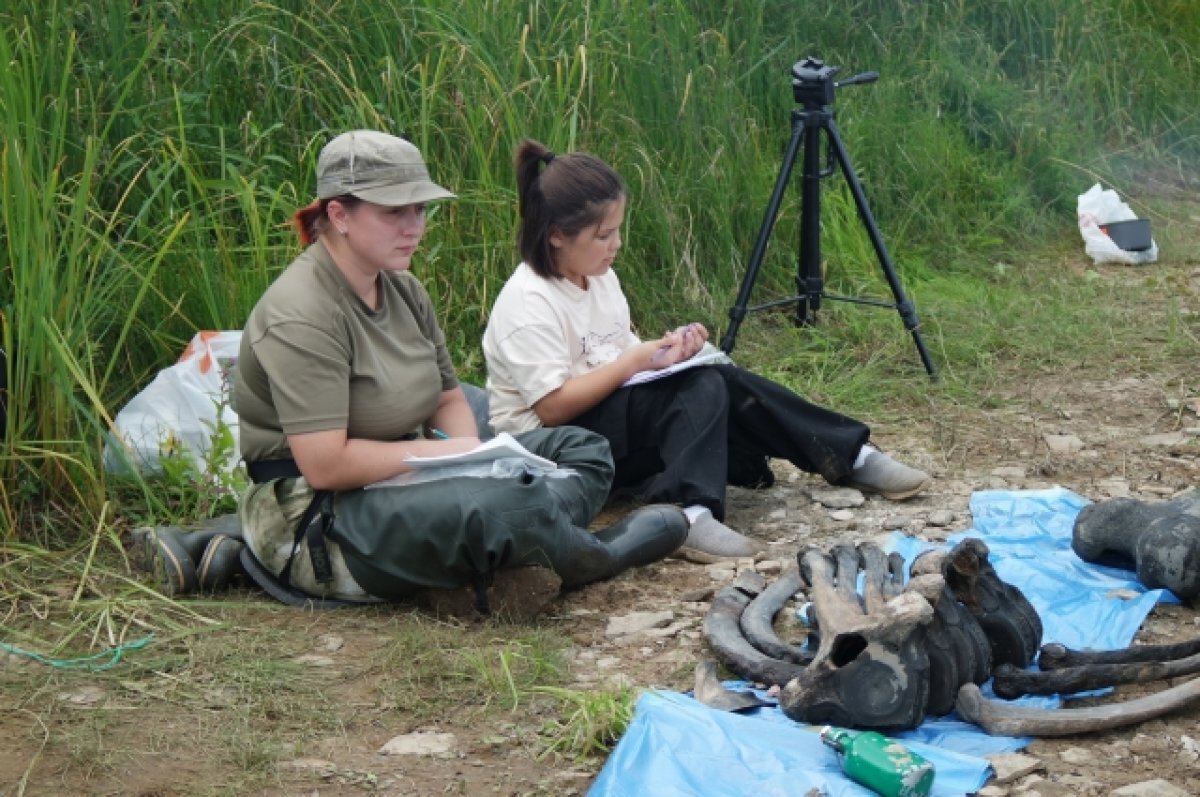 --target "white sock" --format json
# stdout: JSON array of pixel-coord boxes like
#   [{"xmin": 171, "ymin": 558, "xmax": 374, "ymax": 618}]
[
  {"xmin": 683, "ymin": 505, "xmax": 710, "ymax": 525},
  {"xmin": 853, "ymin": 443, "xmax": 878, "ymax": 470}
]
